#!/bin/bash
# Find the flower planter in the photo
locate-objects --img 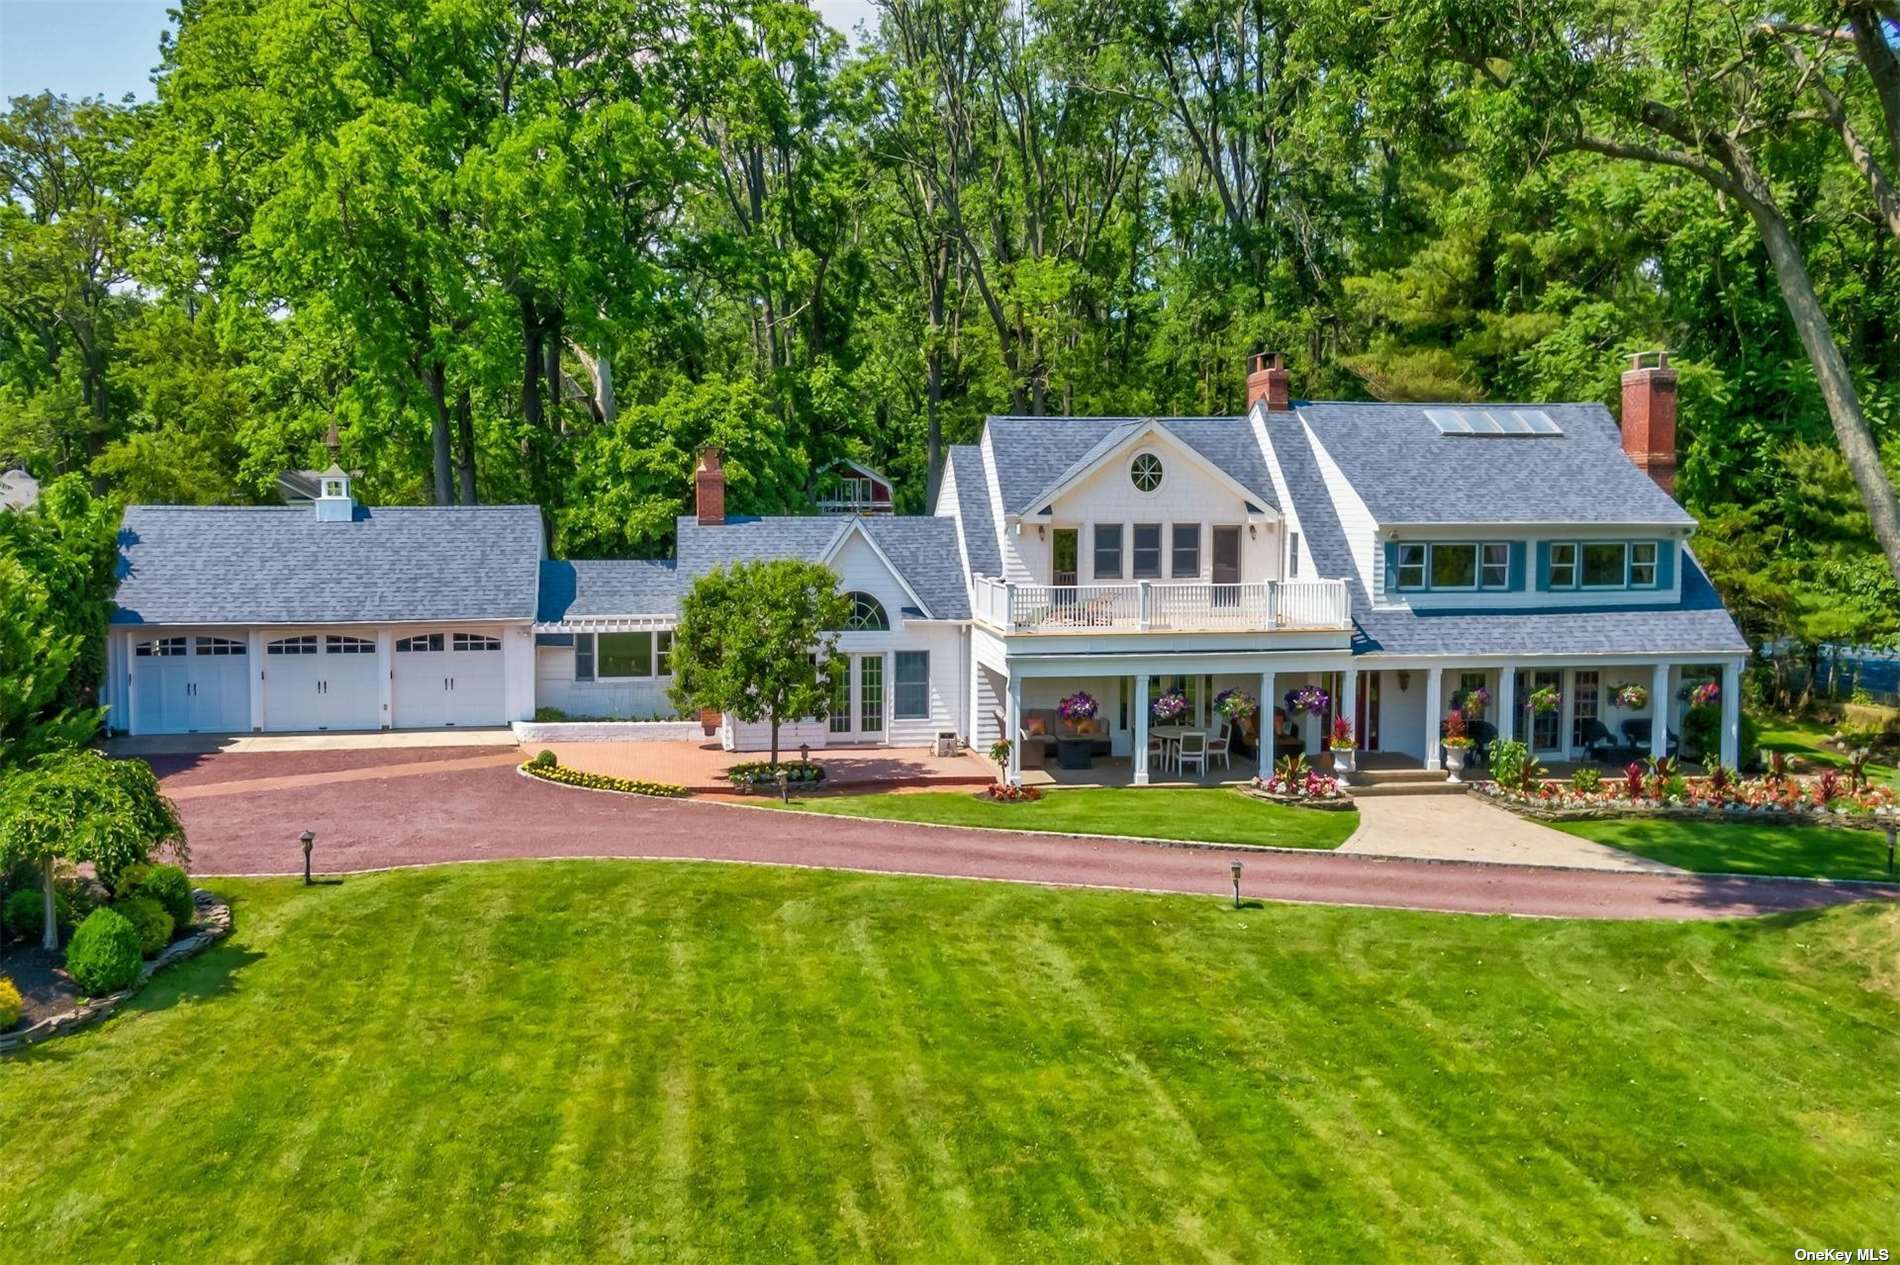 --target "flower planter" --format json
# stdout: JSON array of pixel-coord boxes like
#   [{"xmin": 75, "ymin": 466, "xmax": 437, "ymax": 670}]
[
  {"xmin": 1331, "ymin": 745, "xmax": 1356, "ymax": 774},
  {"xmin": 1443, "ymin": 746, "xmax": 1468, "ymax": 783}
]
